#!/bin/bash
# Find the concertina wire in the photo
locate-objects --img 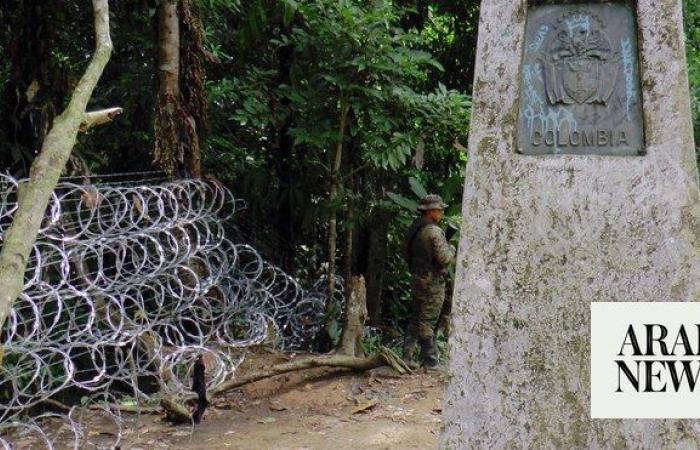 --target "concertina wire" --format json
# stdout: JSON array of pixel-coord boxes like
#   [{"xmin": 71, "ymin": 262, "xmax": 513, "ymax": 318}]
[{"xmin": 0, "ymin": 173, "xmax": 344, "ymax": 449}]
